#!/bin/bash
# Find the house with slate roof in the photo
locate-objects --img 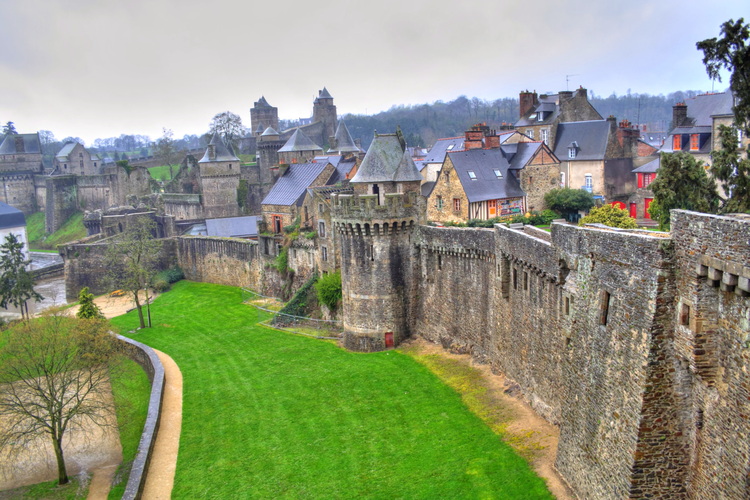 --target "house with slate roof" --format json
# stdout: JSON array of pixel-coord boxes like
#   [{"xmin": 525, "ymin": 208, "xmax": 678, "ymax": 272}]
[
  {"xmin": 427, "ymin": 137, "xmax": 559, "ymax": 223},
  {"xmin": 554, "ymin": 117, "xmax": 639, "ymax": 202},
  {"xmin": 662, "ymin": 92, "xmax": 749, "ymax": 166},
  {"xmin": 515, "ymin": 87, "xmax": 602, "ymax": 147},
  {"xmin": 261, "ymin": 161, "xmax": 336, "ymax": 234},
  {"xmin": 53, "ymin": 141, "xmax": 102, "ymax": 176}
]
